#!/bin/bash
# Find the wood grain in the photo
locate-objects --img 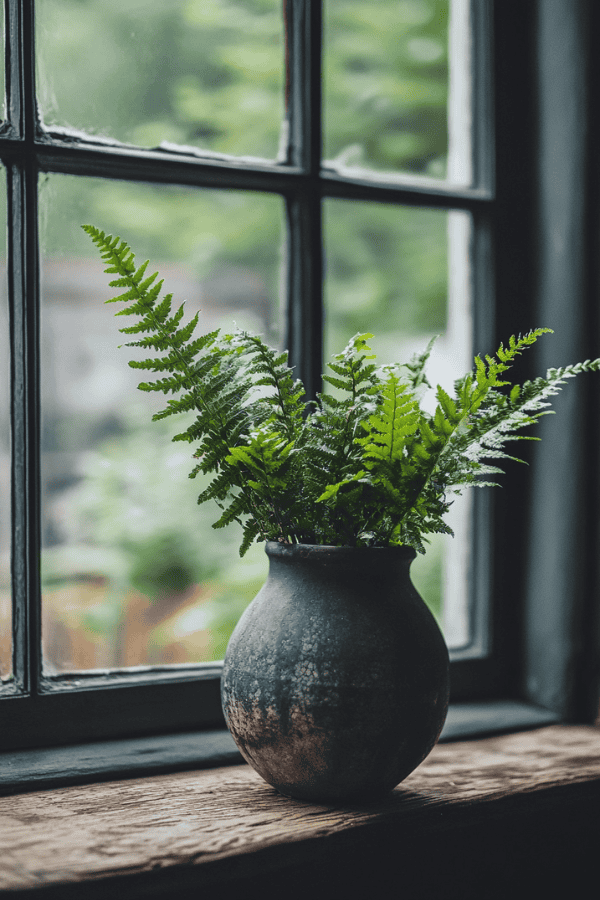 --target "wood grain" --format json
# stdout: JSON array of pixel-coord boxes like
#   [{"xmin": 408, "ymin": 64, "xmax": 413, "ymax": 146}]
[{"xmin": 1, "ymin": 725, "xmax": 599, "ymax": 895}]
